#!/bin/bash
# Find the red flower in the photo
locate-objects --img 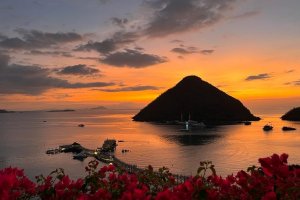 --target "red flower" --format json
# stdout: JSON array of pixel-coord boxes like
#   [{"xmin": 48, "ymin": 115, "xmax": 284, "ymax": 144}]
[
  {"xmin": 0, "ymin": 154, "xmax": 299, "ymax": 199},
  {"xmin": 107, "ymin": 164, "xmax": 115, "ymax": 172},
  {"xmin": 262, "ymin": 191, "xmax": 277, "ymax": 200}
]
